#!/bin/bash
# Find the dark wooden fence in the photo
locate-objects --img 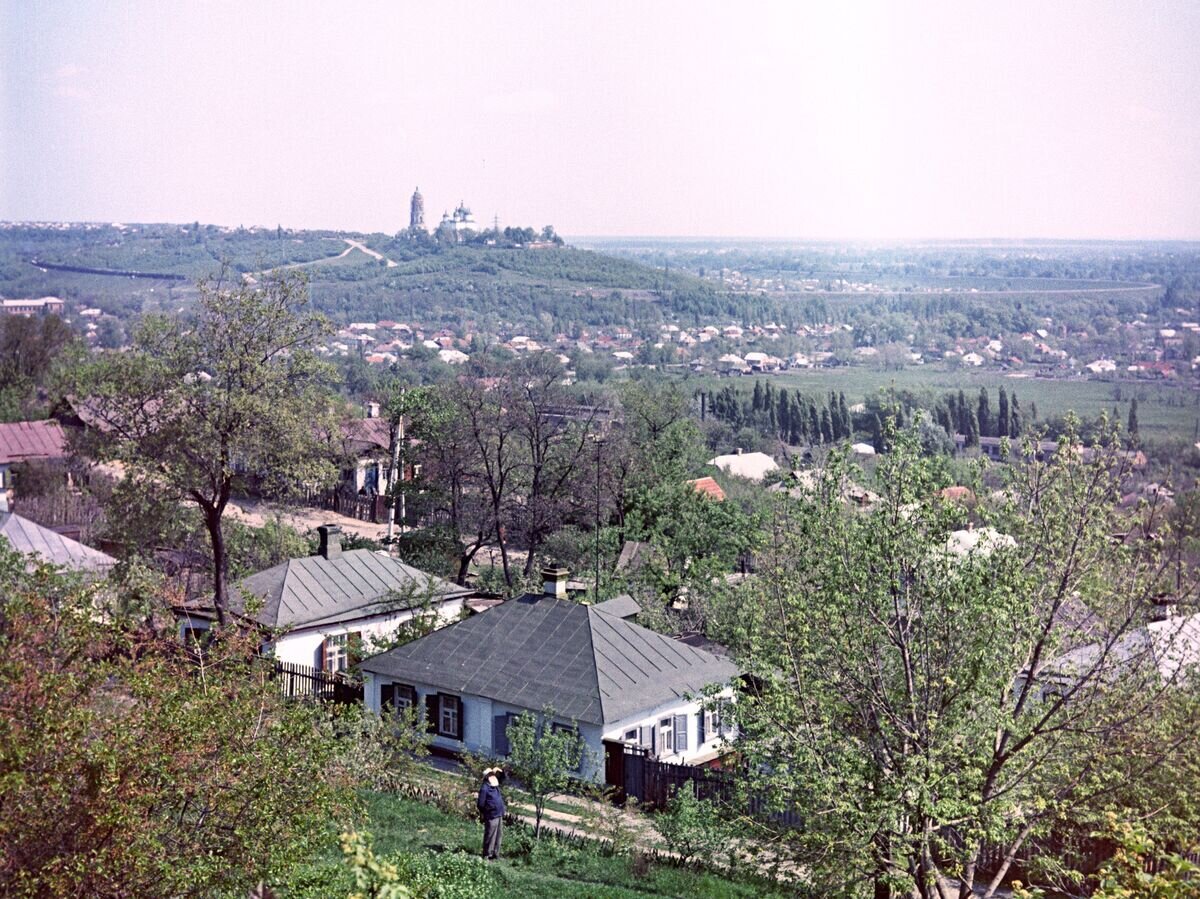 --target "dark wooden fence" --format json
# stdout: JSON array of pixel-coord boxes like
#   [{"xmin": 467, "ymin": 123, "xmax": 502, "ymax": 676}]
[
  {"xmin": 270, "ymin": 660, "xmax": 363, "ymax": 705},
  {"xmin": 971, "ymin": 831, "xmax": 1200, "ymax": 881},
  {"xmin": 604, "ymin": 741, "xmax": 802, "ymax": 828},
  {"xmin": 302, "ymin": 488, "xmax": 389, "ymax": 524}
]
